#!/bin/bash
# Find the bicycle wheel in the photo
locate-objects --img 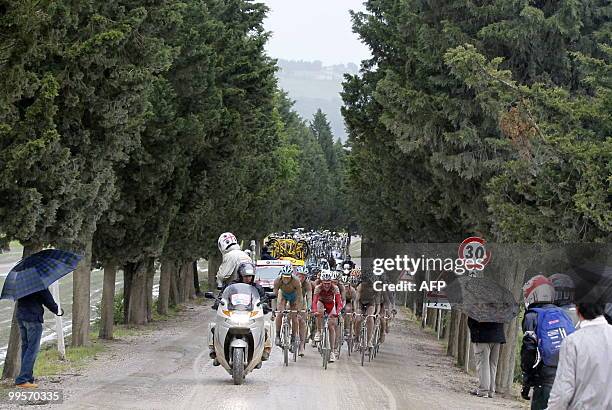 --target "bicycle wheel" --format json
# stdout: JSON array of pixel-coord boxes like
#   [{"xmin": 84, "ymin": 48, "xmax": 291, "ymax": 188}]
[
  {"xmin": 336, "ymin": 317, "xmax": 344, "ymax": 359},
  {"xmin": 283, "ymin": 322, "xmax": 289, "ymax": 366},
  {"xmin": 347, "ymin": 319, "xmax": 353, "ymax": 356},
  {"xmin": 360, "ymin": 326, "xmax": 366, "ymax": 366},
  {"xmin": 372, "ymin": 324, "xmax": 379, "ymax": 360},
  {"xmin": 322, "ymin": 326, "xmax": 329, "ymax": 370}
]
